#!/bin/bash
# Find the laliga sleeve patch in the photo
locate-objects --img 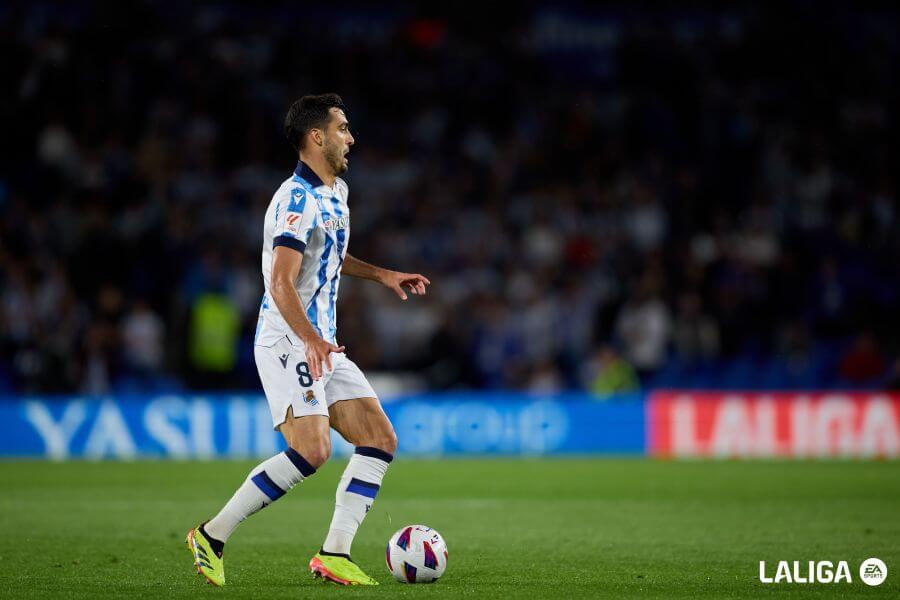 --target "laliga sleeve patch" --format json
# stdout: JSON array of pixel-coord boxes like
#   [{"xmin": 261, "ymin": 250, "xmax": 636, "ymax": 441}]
[{"xmin": 285, "ymin": 212, "xmax": 303, "ymax": 235}]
